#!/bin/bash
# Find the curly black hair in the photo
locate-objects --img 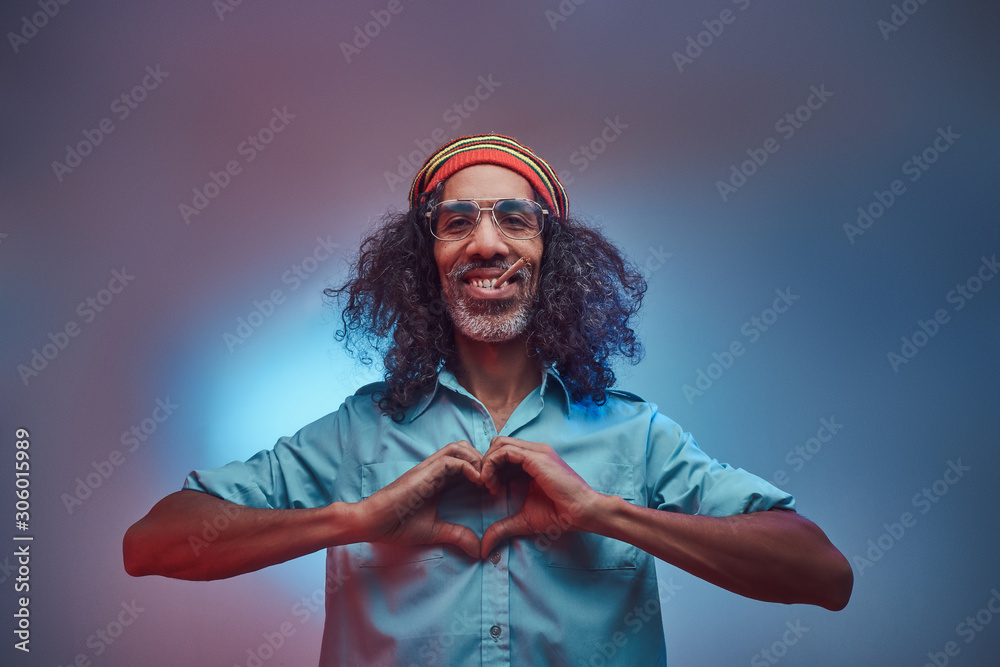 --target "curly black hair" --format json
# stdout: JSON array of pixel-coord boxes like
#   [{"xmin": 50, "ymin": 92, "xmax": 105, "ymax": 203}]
[{"xmin": 324, "ymin": 192, "xmax": 647, "ymax": 421}]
